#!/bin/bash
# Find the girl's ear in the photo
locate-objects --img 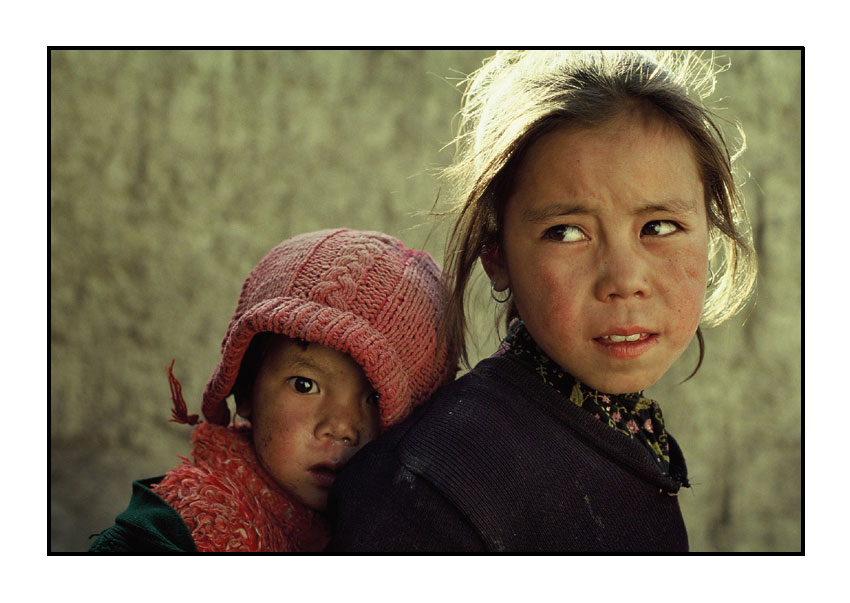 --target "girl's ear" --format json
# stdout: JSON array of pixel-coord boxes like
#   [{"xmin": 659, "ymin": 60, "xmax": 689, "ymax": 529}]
[{"xmin": 480, "ymin": 244, "xmax": 511, "ymax": 292}]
